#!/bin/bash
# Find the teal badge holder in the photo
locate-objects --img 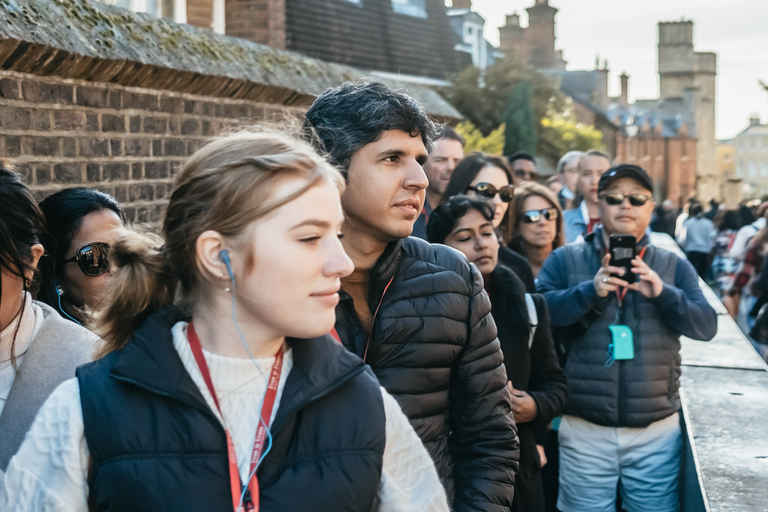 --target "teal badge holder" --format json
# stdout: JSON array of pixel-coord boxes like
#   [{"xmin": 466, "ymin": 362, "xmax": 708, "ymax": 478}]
[{"xmin": 608, "ymin": 325, "xmax": 634, "ymax": 360}]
